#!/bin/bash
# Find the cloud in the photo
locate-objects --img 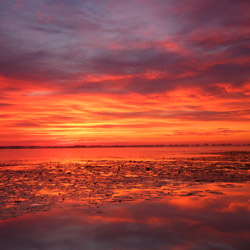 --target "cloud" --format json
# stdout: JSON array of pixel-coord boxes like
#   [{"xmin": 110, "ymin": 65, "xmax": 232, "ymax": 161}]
[
  {"xmin": 14, "ymin": 122, "xmax": 41, "ymax": 127},
  {"xmin": 0, "ymin": 0, "xmax": 249, "ymax": 145},
  {"xmin": 95, "ymin": 109, "xmax": 250, "ymax": 122},
  {"xmin": 165, "ymin": 128, "xmax": 246, "ymax": 137},
  {"xmin": 0, "ymin": 0, "xmax": 249, "ymax": 92},
  {"xmin": 26, "ymin": 91, "xmax": 54, "ymax": 96},
  {"xmin": 0, "ymin": 103, "xmax": 13, "ymax": 107}
]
